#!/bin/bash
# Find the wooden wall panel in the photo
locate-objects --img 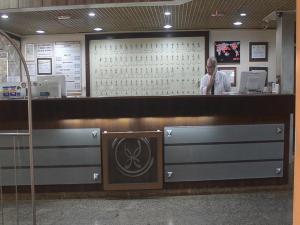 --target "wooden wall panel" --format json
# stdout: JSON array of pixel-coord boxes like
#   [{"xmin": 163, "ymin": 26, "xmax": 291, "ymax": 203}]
[{"xmin": 294, "ymin": 0, "xmax": 300, "ymax": 224}]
